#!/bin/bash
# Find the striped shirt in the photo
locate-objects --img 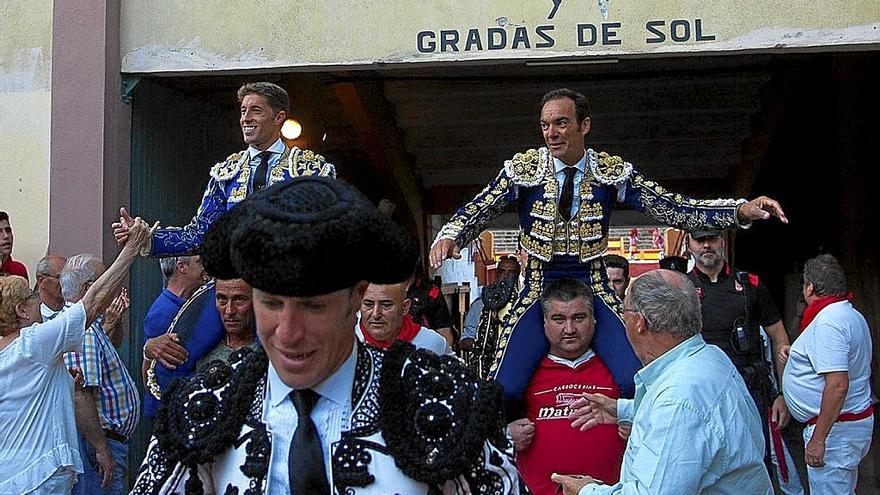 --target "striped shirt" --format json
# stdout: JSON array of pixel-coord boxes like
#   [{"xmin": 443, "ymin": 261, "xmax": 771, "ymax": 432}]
[{"xmin": 64, "ymin": 312, "xmax": 140, "ymax": 439}]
